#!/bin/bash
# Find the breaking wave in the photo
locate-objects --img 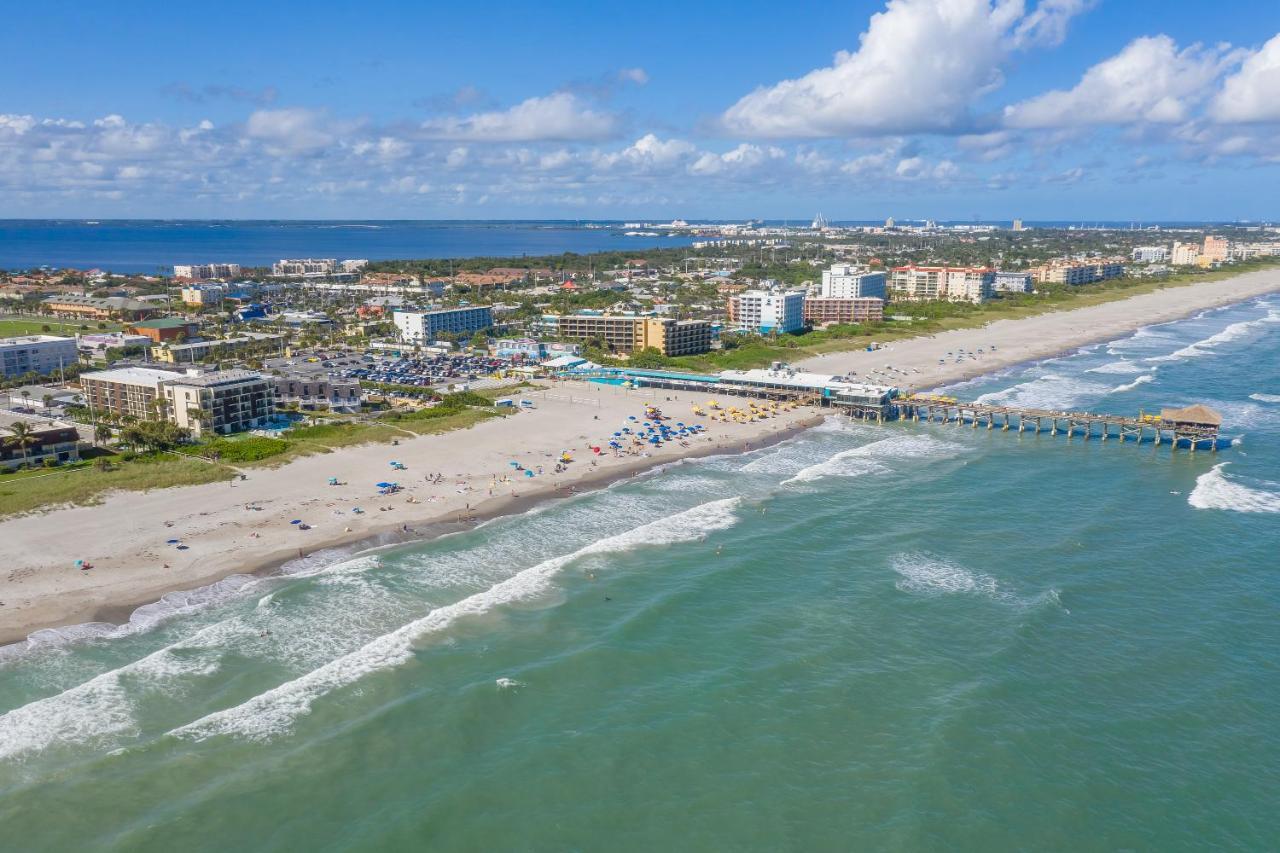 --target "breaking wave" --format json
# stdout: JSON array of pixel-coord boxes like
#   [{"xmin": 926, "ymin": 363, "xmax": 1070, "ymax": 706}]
[
  {"xmin": 890, "ymin": 553, "xmax": 1000, "ymax": 598},
  {"xmin": 784, "ymin": 435, "xmax": 964, "ymax": 485},
  {"xmin": 1188, "ymin": 464, "xmax": 1280, "ymax": 514},
  {"xmin": 1147, "ymin": 310, "xmax": 1280, "ymax": 363},
  {"xmin": 1249, "ymin": 393, "xmax": 1280, "ymax": 404},
  {"xmin": 170, "ymin": 498, "xmax": 743, "ymax": 743},
  {"xmin": 1087, "ymin": 360, "xmax": 1146, "ymax": 375},
  {"xmin": 974, "ymin": 374, "xmax": 1109, "ymax": 410},
  {"xmin": 1108, "ymin": 374, "xmax": 1156, "ymax": 394}
]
